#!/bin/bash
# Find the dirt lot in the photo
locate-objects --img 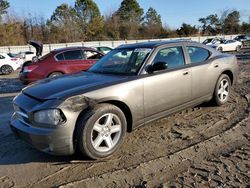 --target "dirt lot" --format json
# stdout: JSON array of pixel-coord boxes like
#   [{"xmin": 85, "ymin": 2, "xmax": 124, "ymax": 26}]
[{"xmin": 0, "ymin": 60, "xmax": 249, "ymax": 187}]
